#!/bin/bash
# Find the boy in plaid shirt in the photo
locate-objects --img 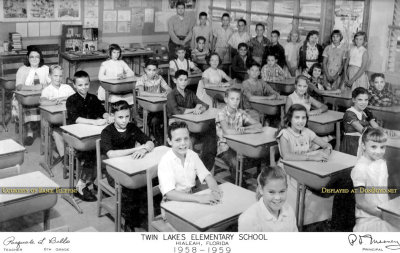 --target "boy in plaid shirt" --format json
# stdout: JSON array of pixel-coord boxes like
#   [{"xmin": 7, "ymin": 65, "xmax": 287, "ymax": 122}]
[{"xmin": 368, "ymin": 73, "xmax": 399, "ymax": 107}]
